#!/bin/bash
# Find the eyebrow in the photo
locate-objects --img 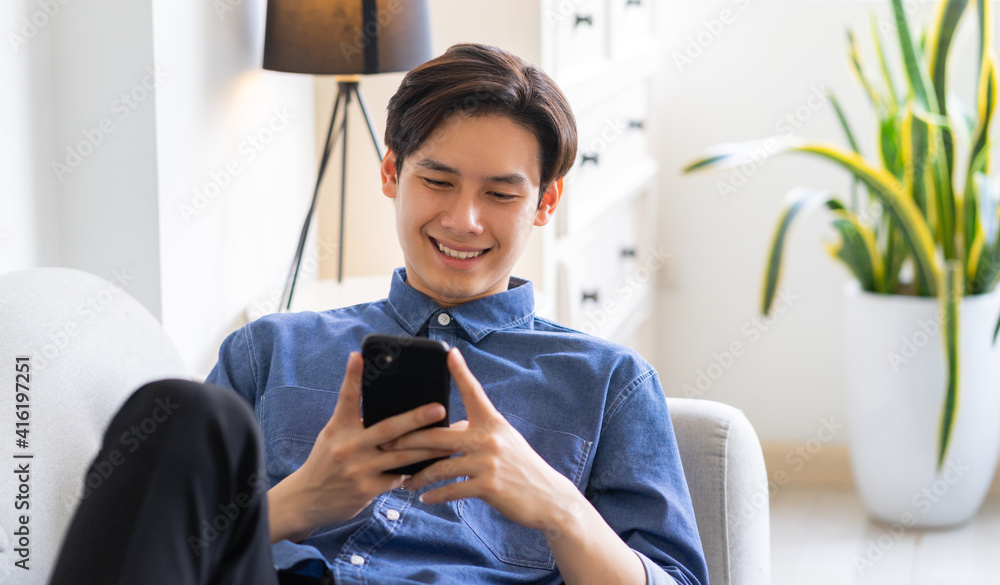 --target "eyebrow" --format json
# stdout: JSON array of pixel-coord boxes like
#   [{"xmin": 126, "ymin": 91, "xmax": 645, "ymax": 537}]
[{"xmin": 414, "ymin": 158, "xmax": 530, "ymax": 188}]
